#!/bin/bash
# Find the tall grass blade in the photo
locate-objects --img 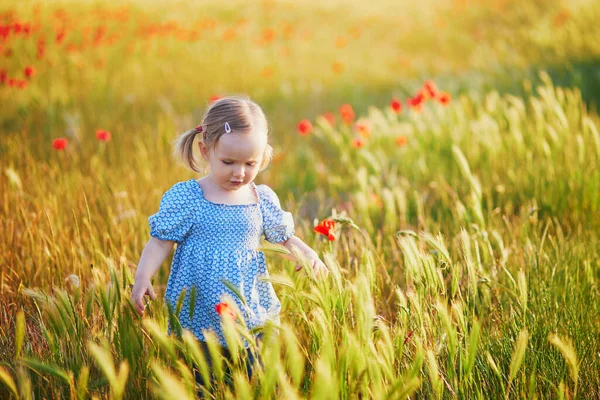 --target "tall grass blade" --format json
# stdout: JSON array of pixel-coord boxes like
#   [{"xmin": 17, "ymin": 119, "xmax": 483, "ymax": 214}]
[
  {"xmin": 151, "ymin": 362, "xmax": 194, "ymax": 400},
  {"xmin": 464, "ymin": 319, "xmax": 481, "ymax": 379},
  {"xmin": 22, "ymin": 357, "xmax": 72, "ymax": 383},
  {"xmin": 15, "ymin": 310, "xmax": 25, "ymax": 359},
  {"xmin": 76, "ymin": 366, "xmax": 89, "ymax": 400},
  {"xmin": 221, "ymin": 279, "xmax": 248, "ymax": 307},
  {"xmin": 189, "ymin": 285, "xmax": 197, "ymax": 320},
  {"xmin": 88, "ymin": 341, "xmax": 130, "ymax": 400},
  {"xmin": 0, "ymin": 366, "xmax": 18, "ymax": 397},
  {"xmin": 548, "ymin": 334, "xmax": 579, "ymax": 396},
  {"xmin": 508, "ymin": 329, "xmax": 529, "ymax": 398}
]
